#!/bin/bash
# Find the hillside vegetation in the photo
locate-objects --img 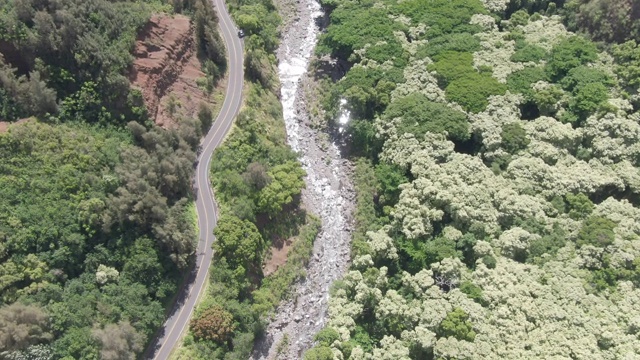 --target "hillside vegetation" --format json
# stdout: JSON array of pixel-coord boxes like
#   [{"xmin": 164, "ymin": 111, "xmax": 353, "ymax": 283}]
[
  {"xmin": 307, "ymin": 0, "xmax": 640, "ymax": 358},
  {"xmin": 173, "ymin": 0, "xmax": 323, "ymax": 357},
  {"xmin": 0, "ymin": 0, "xmax": 226, "ymax": 359}
]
